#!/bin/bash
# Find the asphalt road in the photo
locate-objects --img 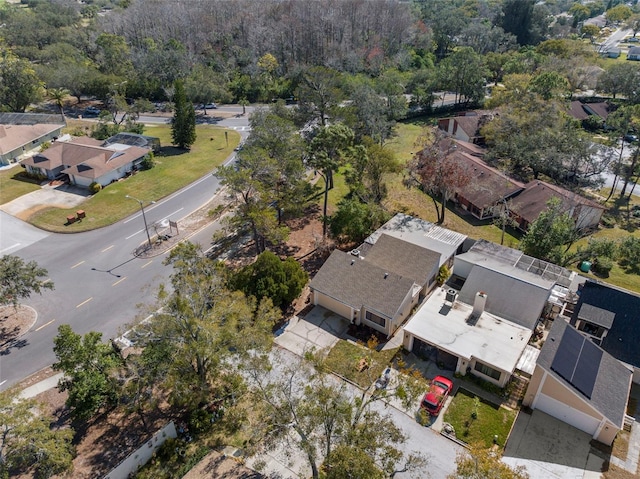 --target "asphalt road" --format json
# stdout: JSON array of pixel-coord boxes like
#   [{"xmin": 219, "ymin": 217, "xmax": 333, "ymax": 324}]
[{"xmin": 0, "ymin": 107, "xmax": 251, "ymax": 390}]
